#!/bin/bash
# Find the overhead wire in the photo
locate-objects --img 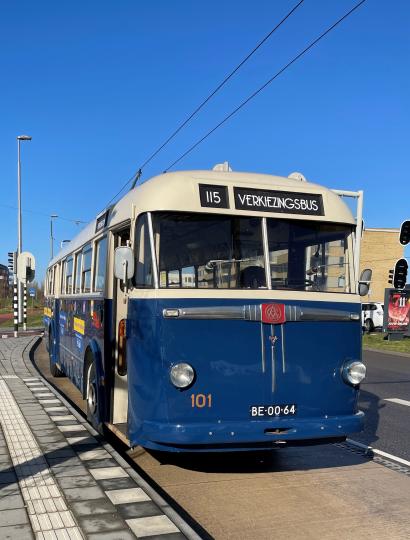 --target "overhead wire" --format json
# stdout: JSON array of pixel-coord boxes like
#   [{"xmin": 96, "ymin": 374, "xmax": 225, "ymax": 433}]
[
  {"xmin": 101, "ymin": 0, "xmax": 305, "ymax": 209},
  {"xmin": 137, "ymin": 0, "xmax": 305, "ymax": 172},
  {"xmin": 164, "ymin": 0, "xmax": 367, "ymax": 172},
  {"xmin": 0, "ymin": 203, "xmax": 87, "ymax": 224}
]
